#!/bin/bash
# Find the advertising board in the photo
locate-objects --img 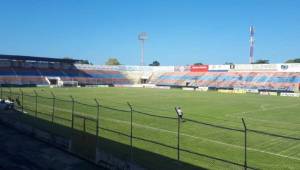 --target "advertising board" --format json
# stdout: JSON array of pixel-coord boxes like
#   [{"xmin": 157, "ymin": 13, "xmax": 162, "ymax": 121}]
[
  {"xmin": 174, "ymin": 66, "xmax": 190, "ymax": 72},
  {"xmin": 278, "ymin": 64, "xmax": 300, "ymax": 72},
  {"xmin": 196, "ymin": 87, "xmax": 209, "ymax": 91},
  {"xmin": 280, "ymin": 92, "xmax": 300, "ymax": 97},
  {"xmin": 208, "ymin": 65, "xmax": 230, "ymax": 72},
  {"xmin": 231, "ymin": 64, "xmax": 278, "ymax": 72},
  {"xmin": 260, "ymin": 91, "xmax": 278, "ymax": 96},
  {"xmin": 190, "ymin": 65, "xmax": 209, "ymax": 72}
]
